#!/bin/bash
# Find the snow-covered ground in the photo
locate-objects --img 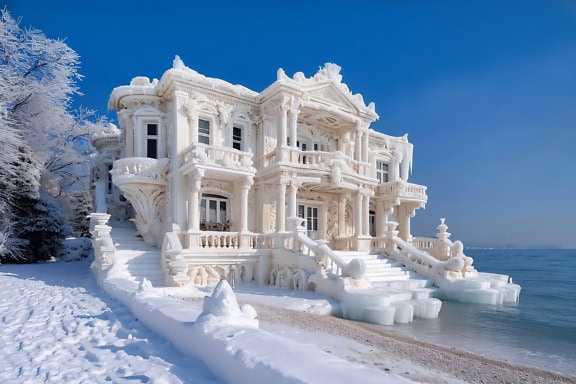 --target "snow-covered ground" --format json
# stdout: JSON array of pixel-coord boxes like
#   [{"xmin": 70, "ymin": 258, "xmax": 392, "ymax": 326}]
[
  {"xmin": 0, "ymin": 258, "xmax": 219, "ymax": 383},
  {"xmin": 0, "ymin": 240, "xmax": 414, "ymax": 383}
]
